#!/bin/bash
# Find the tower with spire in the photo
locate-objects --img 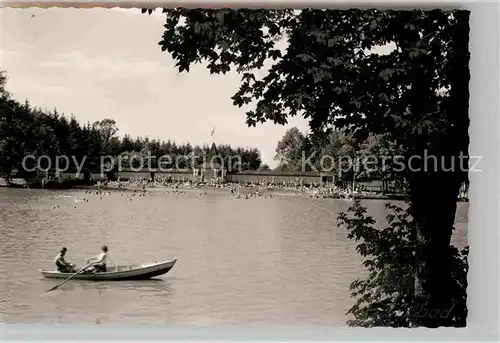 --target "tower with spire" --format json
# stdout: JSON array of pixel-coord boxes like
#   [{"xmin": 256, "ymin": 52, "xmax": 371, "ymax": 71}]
[{"xmin": 192, "ymin": 128, "xmax": 226, "ymax": 183}]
